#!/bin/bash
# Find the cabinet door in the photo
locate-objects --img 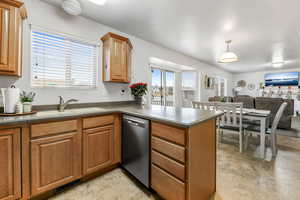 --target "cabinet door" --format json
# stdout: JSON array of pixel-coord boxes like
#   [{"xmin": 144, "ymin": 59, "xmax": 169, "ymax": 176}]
[
  {"xmin": 0, "ymin": 3, "xmax": 21, "ymax": 76},
  {"xmin": 30, "ymin": 132, "xmax": 81, "ymax": 196},
  {"xmin": 110, "ymin": 38, "xmax": 127, "ymax": 81},
  {"xmin": 83, "ymin": 125, "xmax": 114, "ymax": 175},
  {"xmin": 0, "ymin": 128, "xmax": 21, "ymax": 200}
]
